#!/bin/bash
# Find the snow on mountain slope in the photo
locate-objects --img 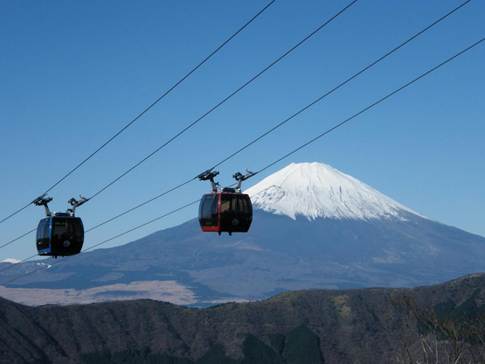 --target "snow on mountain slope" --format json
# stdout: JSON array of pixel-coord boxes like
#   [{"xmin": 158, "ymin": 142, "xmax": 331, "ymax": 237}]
[
  {"xmin": 0, "ymin": 258, "xmax": 21, "ymax": 264},
  {"xmin": 245, "ymin": 162, "xmax": 416, "ymax": 220}
]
